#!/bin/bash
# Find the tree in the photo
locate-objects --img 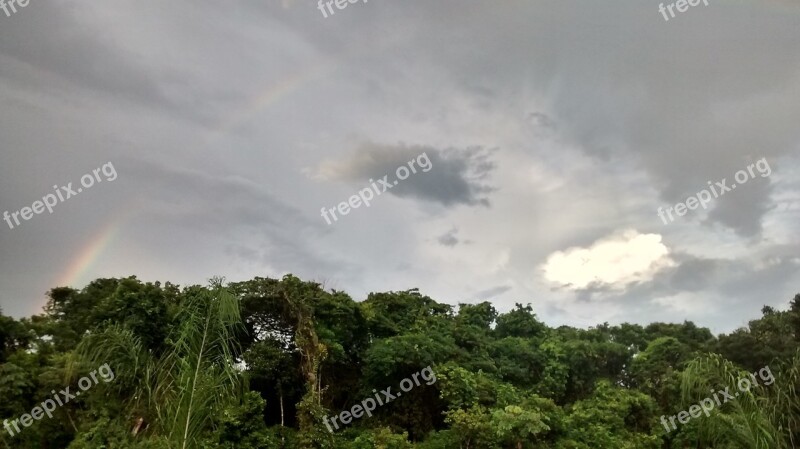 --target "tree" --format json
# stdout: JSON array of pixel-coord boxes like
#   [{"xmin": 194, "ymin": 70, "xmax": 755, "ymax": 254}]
[
  {"xmin": 489, "ymin": 337, "xmax": 543, "ymax": 387},
  {"xmin": 3, "ymin": 273, "xmax": 798, "ymax": 448},
  {"xmin": 361, "ymin": 290, "xmax": 452, "ymax": 339},
  {"xmin": 560, "ymin": 380, "xmax": 660, "ymax": 449},
  {"xmin": 644, "ymin": 321, "xmax": 714, "ymax": 352},
  {"xmin": 70, "ymin": 280, "xmax": 244, "ymax": 449},
  {"xmin": 0, "ymin": 310, "xmax": 28, "ymax": 363},
  {"xmin": 280, "ymin": 275, "xmax": 332, "ymax": 449},
  {"xmin": 629, "ymin": 337, "xmax": 691, "ymax": 410},
  {"xmin": 495, "ymin": 304, "xmax": 547, "ymax": 341},
  {"xmin": 491, "ymin": 405, "xmax": 549, "ymax": 449},
  {"xmin": 244, "ymin": 339, "xmax": 302, "ymax": 428},
  {"xmin": 444, "ymin": 405, "xmax": 496, "ymax": 449},
  {"xmin": 790, "ymin": 294, "xmax": 800, "ymax": 342}
]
